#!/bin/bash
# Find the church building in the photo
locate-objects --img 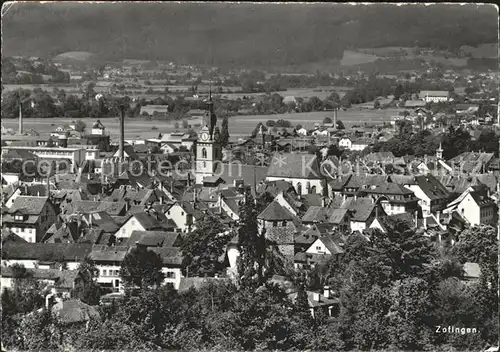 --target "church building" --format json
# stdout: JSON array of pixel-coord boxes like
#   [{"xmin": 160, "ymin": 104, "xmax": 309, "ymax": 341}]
[{"xmin": 195, "ymin": 91, "xmax": 222, "ymax": 184}]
